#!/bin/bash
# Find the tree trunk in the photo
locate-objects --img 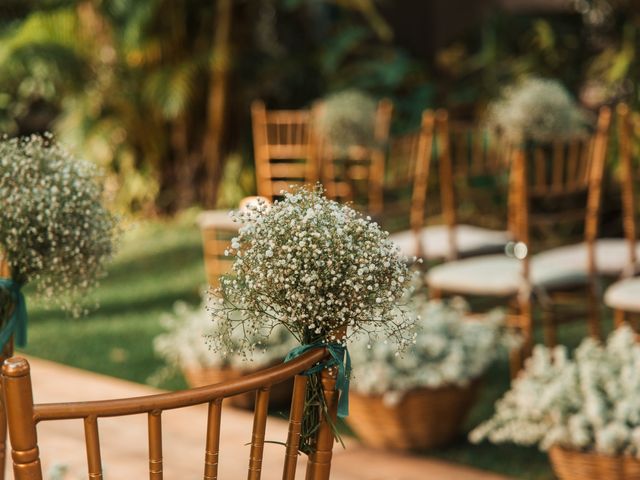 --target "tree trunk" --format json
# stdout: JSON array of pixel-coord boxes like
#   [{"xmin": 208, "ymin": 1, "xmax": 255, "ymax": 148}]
[{"xmin": 202, "ymin": 0, "xmax": 233, "ymax": 208}]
